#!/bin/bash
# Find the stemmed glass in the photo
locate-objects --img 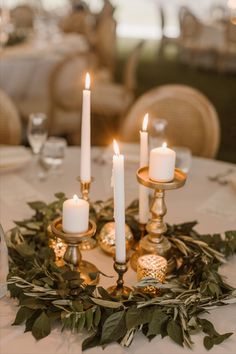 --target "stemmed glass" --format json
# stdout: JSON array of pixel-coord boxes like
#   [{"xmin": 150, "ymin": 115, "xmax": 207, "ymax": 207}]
[
  {"xmin": 149, "ymin": 118, "xmax": 168, "ymax": 150},
  {"xmin": 27, "ymin": 113, "xmax": 48, "ymax": 179}
]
